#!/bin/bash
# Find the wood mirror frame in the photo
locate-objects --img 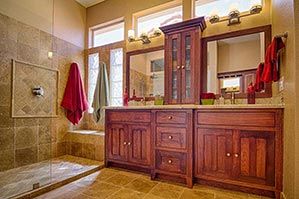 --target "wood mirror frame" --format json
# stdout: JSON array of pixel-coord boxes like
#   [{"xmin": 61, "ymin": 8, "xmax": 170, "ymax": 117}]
[
  {"xmin": 125, "ymin": 45, "xmax": 164, "ymax": 100},
  {"xmin": 201, "ymin": 25, "xmax": 272, "ymax": 99}
]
